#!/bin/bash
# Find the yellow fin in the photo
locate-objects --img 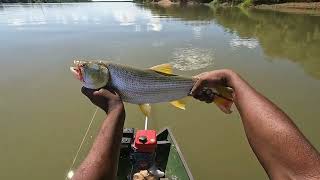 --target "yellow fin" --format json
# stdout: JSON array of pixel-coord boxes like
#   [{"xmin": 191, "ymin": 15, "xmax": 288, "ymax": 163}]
[
  {"xmin": 170, "ymin": 100, "xmax": 186, "ymax": 110},
  {"xmin": 150, "ymin": 63, "xmax": 173, "ymax": 75},
  {"xmin": 213, "ymin": 96, "xmax": 233, "ymax": 114},
  {"xmin": 215, "ymin": 85, "xmax": 233, "ymax": 100},
  {"xmin": 139, "ymin": 104, "xmax": 151, "ymax": 117}
]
